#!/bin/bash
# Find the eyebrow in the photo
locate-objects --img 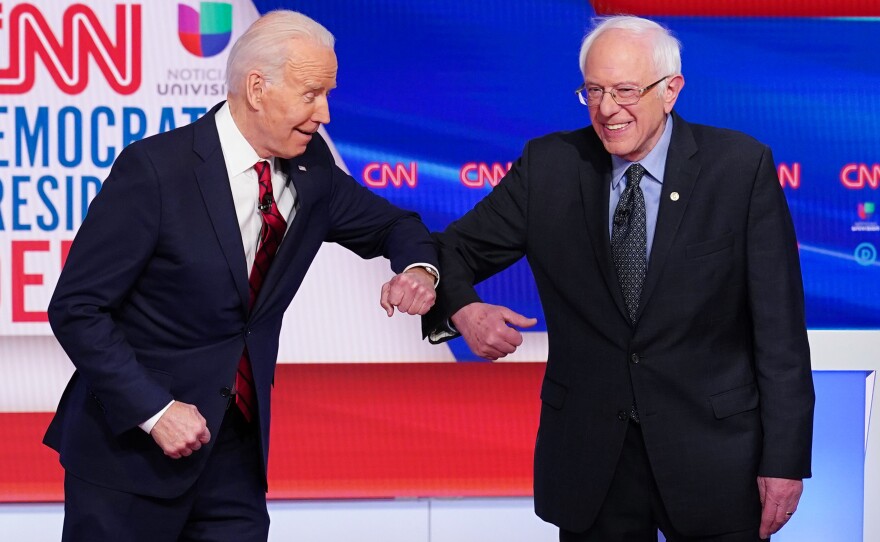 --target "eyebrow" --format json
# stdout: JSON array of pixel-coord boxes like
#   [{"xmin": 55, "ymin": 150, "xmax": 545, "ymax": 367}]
[{"xmin": 305, "ymin": 79, "xmax": 338, "ymax": 89}]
